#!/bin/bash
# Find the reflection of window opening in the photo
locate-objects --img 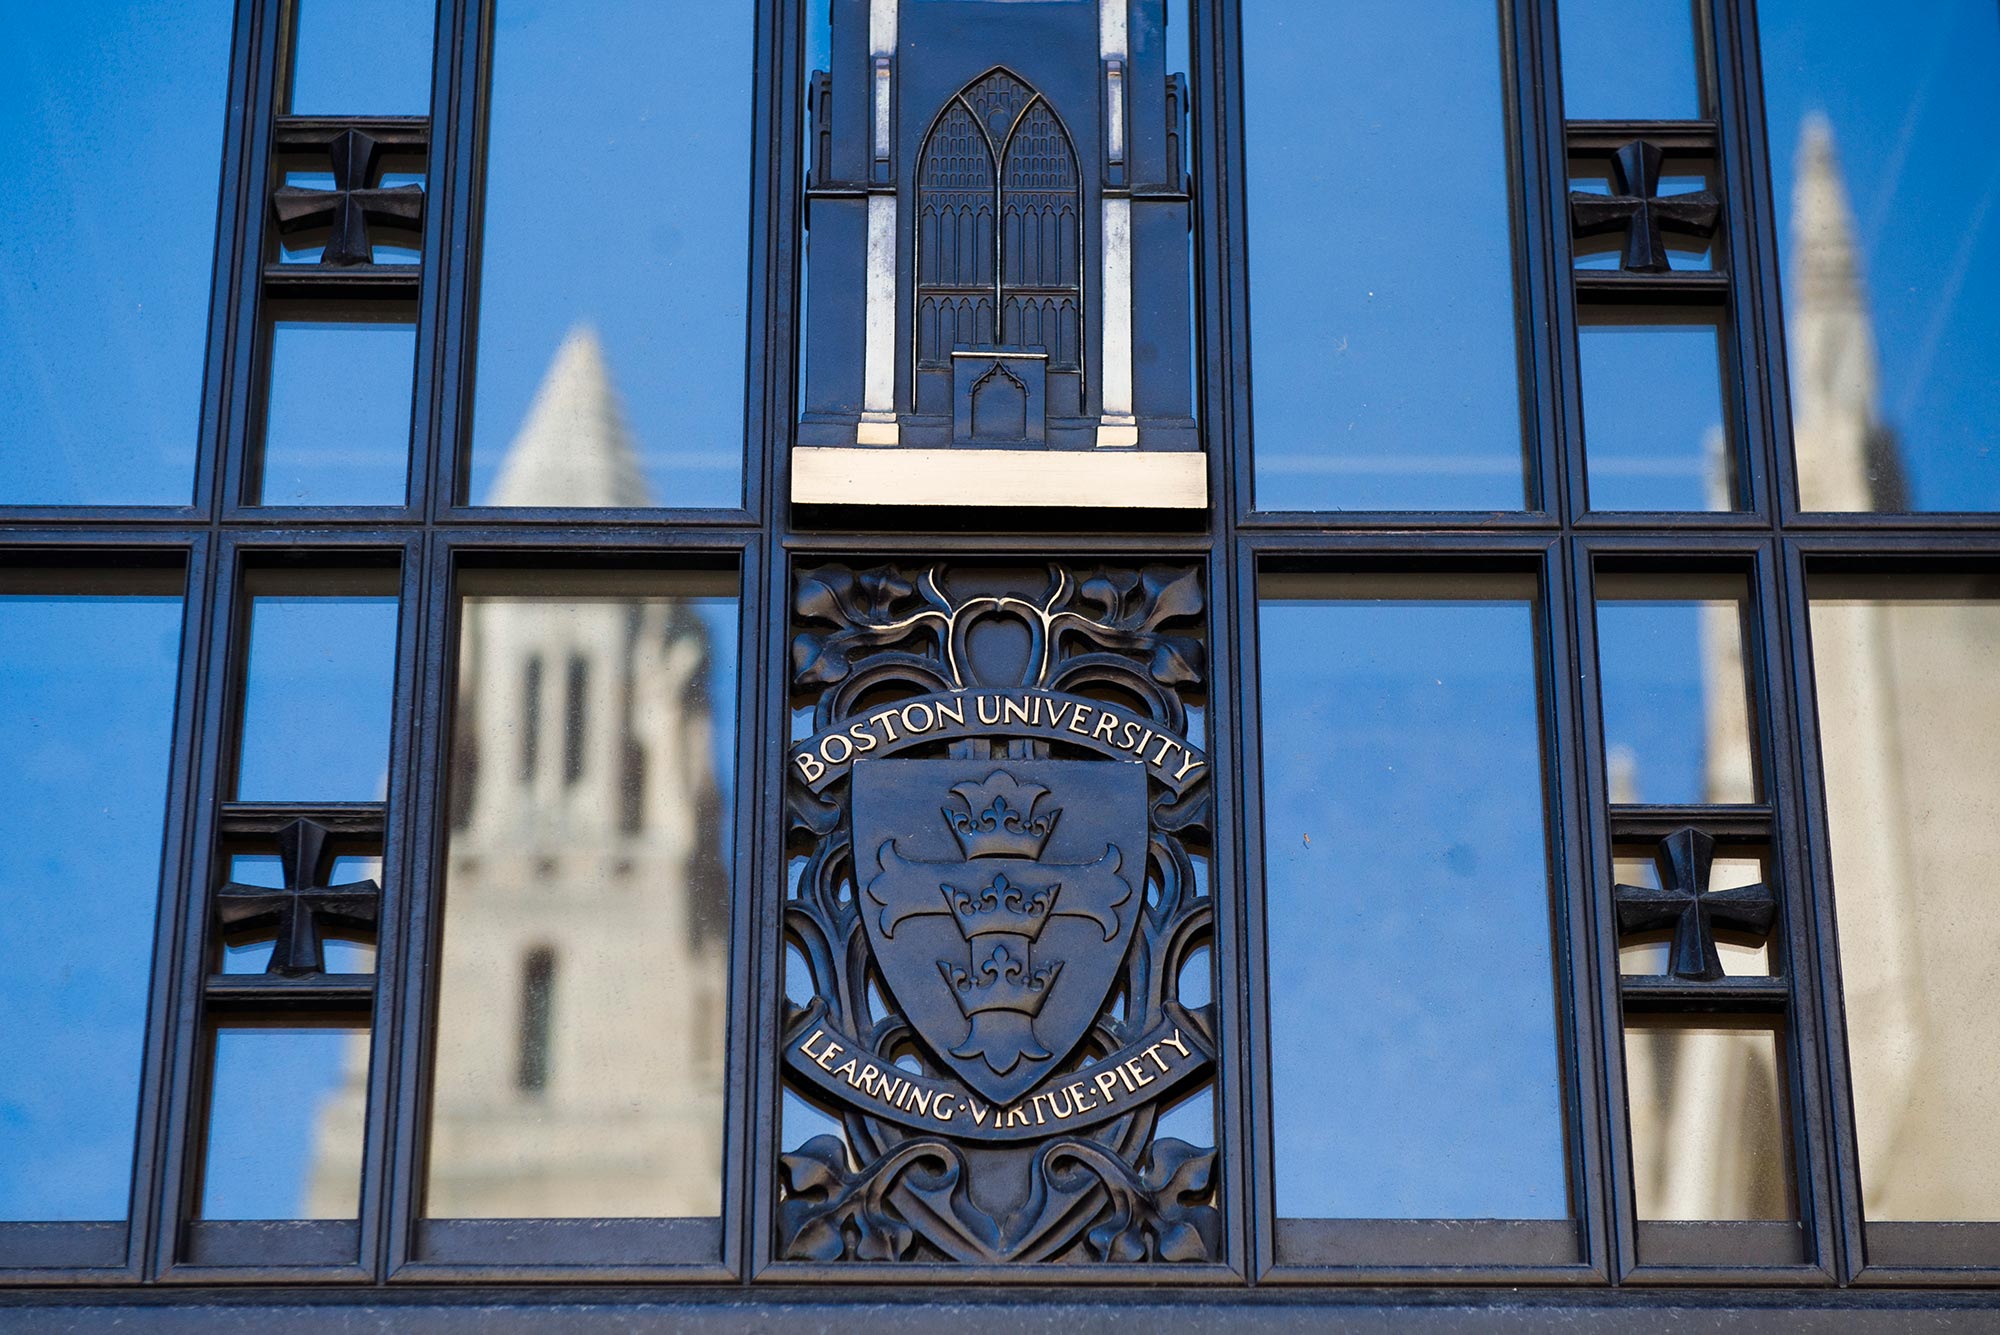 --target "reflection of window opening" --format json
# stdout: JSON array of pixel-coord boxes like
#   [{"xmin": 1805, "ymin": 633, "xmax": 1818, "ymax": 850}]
[
  {"xmin": 563, "ymin": 655, "xmax": 588, "ymax": 785},
  {"xmin": 517, "ymin": 947, "xmax": 555, "ymax": 1093},
  {"xmin": 520, "ymin": 654, "xmax": 543, "ymax": 781},
  {"xmin": 914, "ymin": 69, "xmax": 1083, "ymax": 382}
]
